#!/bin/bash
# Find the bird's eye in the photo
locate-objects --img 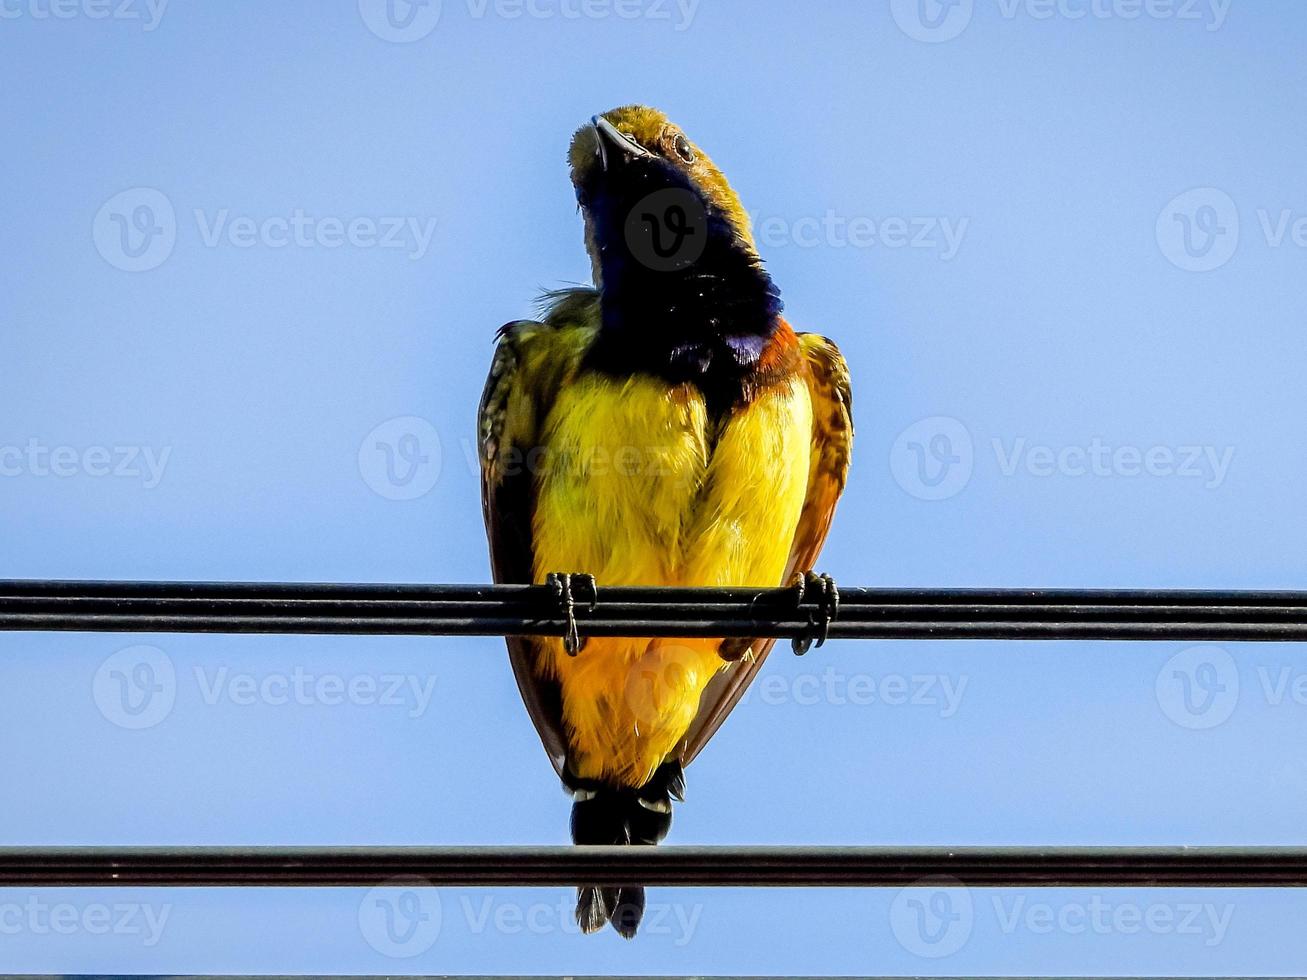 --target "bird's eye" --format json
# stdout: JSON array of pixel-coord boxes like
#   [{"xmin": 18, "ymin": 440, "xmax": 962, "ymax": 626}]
[{"xmin": 672, "ymin": 133, "xmax": 695, "ymax": 164}]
